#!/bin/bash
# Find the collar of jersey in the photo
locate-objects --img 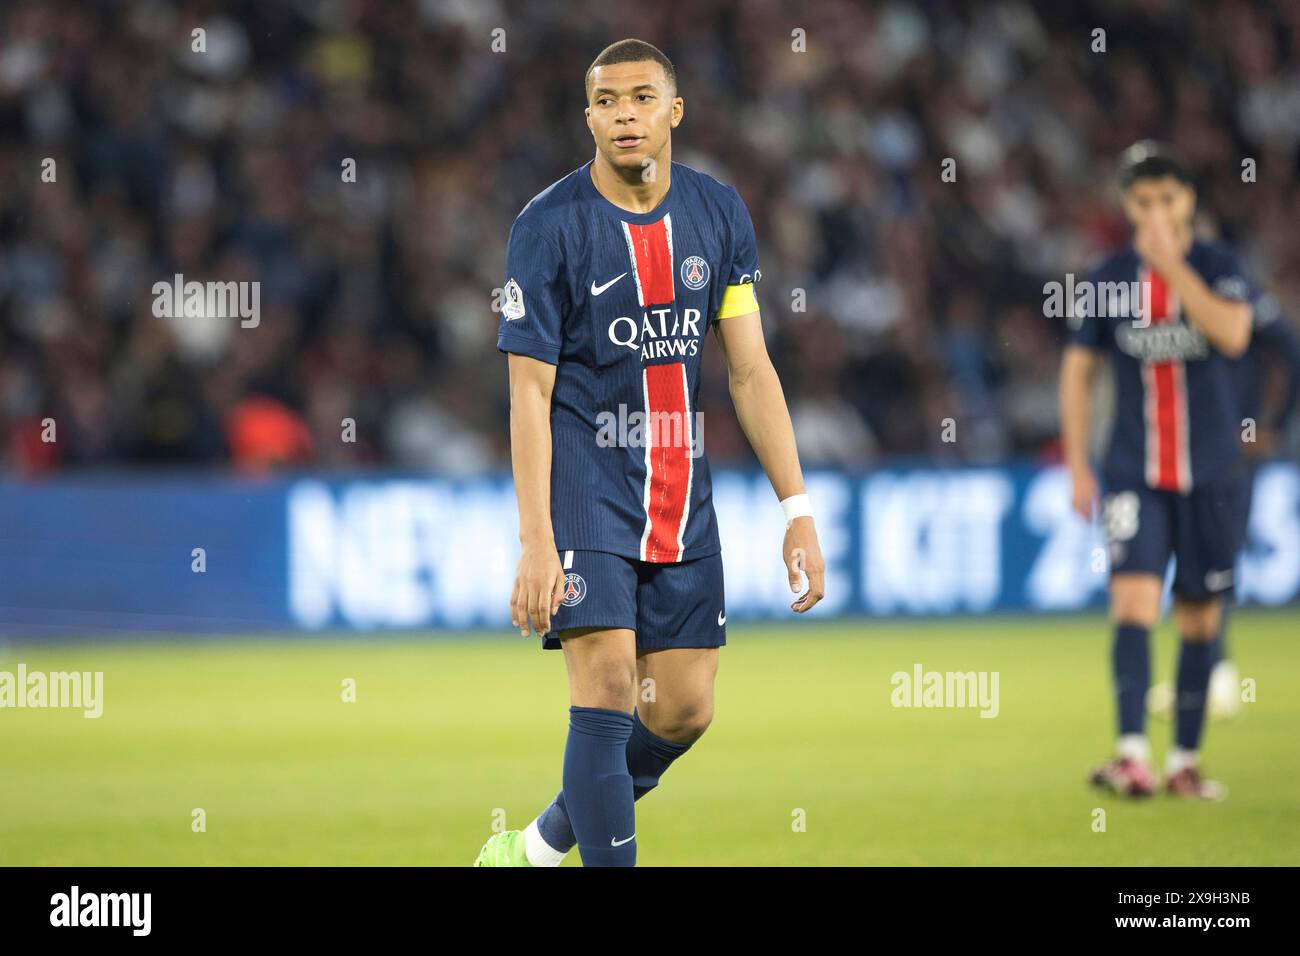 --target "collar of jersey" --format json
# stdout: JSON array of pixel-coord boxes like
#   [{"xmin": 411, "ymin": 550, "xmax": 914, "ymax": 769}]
[{"xmin": 580, "ymin": 159, "xmax": 675, "ymax": 224}]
